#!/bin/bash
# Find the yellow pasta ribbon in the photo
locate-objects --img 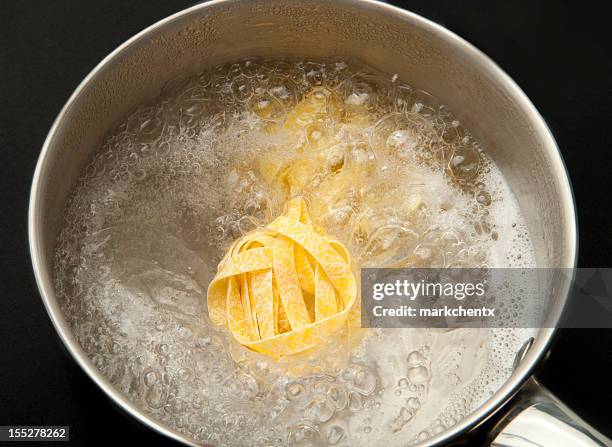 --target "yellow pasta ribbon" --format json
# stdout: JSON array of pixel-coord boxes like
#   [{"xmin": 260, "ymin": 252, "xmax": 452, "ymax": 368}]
[{"xmin": 207, "ymin": 197, "xmax": 357, "ymax": 359}]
